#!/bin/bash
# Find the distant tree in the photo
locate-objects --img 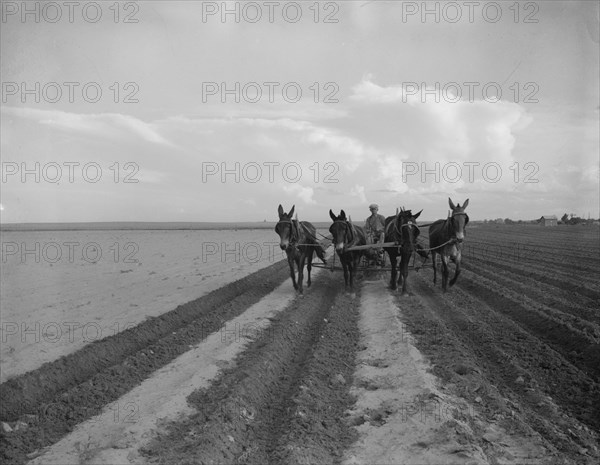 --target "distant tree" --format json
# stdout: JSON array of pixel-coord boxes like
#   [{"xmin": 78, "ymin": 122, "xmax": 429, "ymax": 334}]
[
  {"xmin": 561, "ymin": 213, "xmax": 569, "ymax": 223},
  {"xmin": 569, "ymin": 216, "xmax": 585, "ymax": 225},
  {"xmin": 505, "ymin": 218, "xmax": 515, "ymax": 224}
]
